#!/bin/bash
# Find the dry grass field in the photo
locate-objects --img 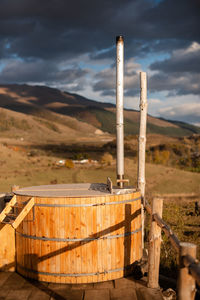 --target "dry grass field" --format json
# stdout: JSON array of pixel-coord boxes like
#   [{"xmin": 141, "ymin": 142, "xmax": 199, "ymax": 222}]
[
  {"xmin": 0, "ymin": 140, "xmax": 199, "ymax": 194},
  {"xmin": 0, "ymin": 131, "xmax": 199, "ymax": 281}
]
